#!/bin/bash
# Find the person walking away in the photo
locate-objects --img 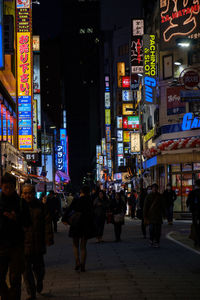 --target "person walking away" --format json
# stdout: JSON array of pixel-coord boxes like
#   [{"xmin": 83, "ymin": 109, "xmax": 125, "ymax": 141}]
[
  {"xmin": 143, "ymin": 183, "xmax": 165, "ymax": 248},
  {"xmin": 46, "ymin": 190, "xmax": 61, "ymax": 232},
  {"xmin": 21, "ymin": 184, "xmax": 54, "ymax": 300},
  {"xmin": 93, "ymin": 190, "xmax": 107, "ymax": 243},
  {"xmin": 137, "ymin": 185, "xmax": 149, "ymax": 238},
  {"xmin": 62, "ymin": 186, "xmax": 95, "ymax": 272},
  {"xmin": 0, "ymin": 173, "xmax": 31, "ymax": 300},
  {"xmin": 110, "ymin": 192, "xmax": 126, "ymax": 242},
  {"xmin": 163, "ymin": 183, "xmax": 177, "ymax": 225},
  {"xmin": 187, "ymin": 179, "xmax": 200, "ymax": 247},
  {"xmin": 128, "ymin": 190, "xmax": 137, "ymax": 219}
]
